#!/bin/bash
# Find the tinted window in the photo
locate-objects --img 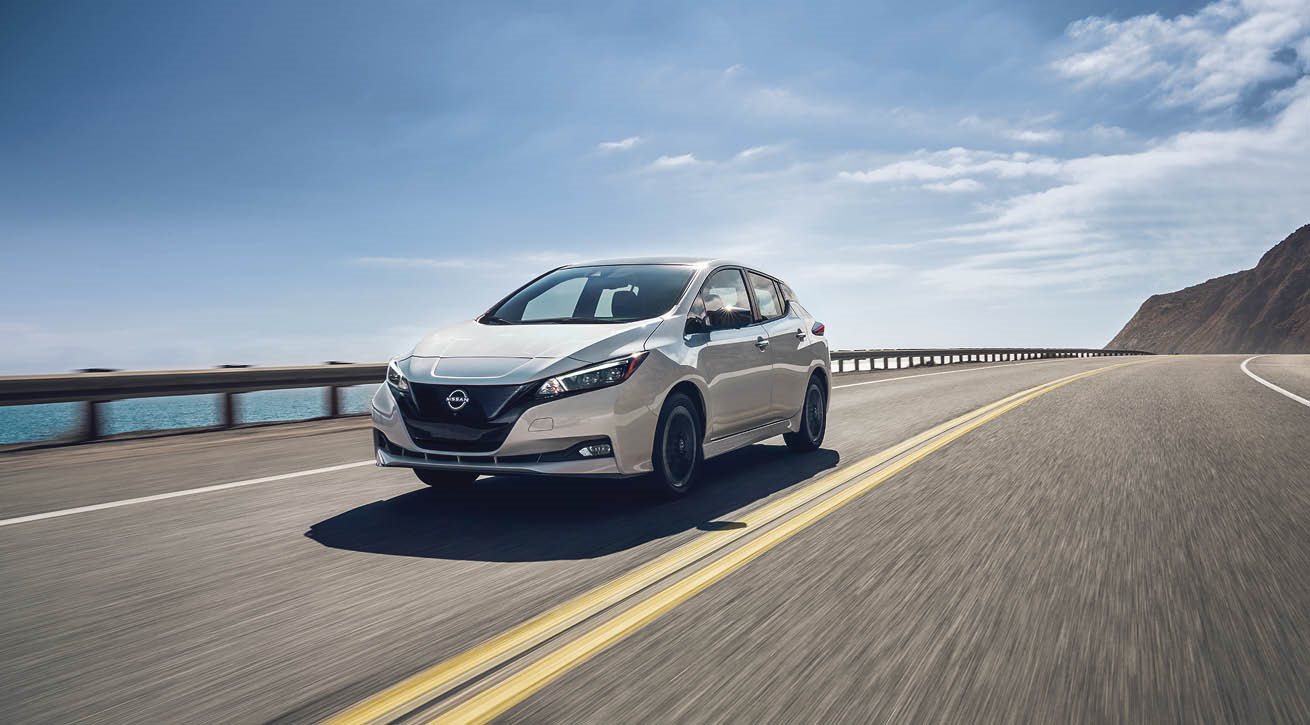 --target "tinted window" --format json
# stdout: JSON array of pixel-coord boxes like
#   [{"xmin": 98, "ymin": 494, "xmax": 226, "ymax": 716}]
[
  {"xmin": 748, "ymin": 272, "xmax": 783, "ymax": 320},
  {"xmin": 487, "ymin": 265, "xmax": 694, "ymax": 324},
  {"xmin": 690, "ymin": 268, "xmax": 754, "ymax": 330}
]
